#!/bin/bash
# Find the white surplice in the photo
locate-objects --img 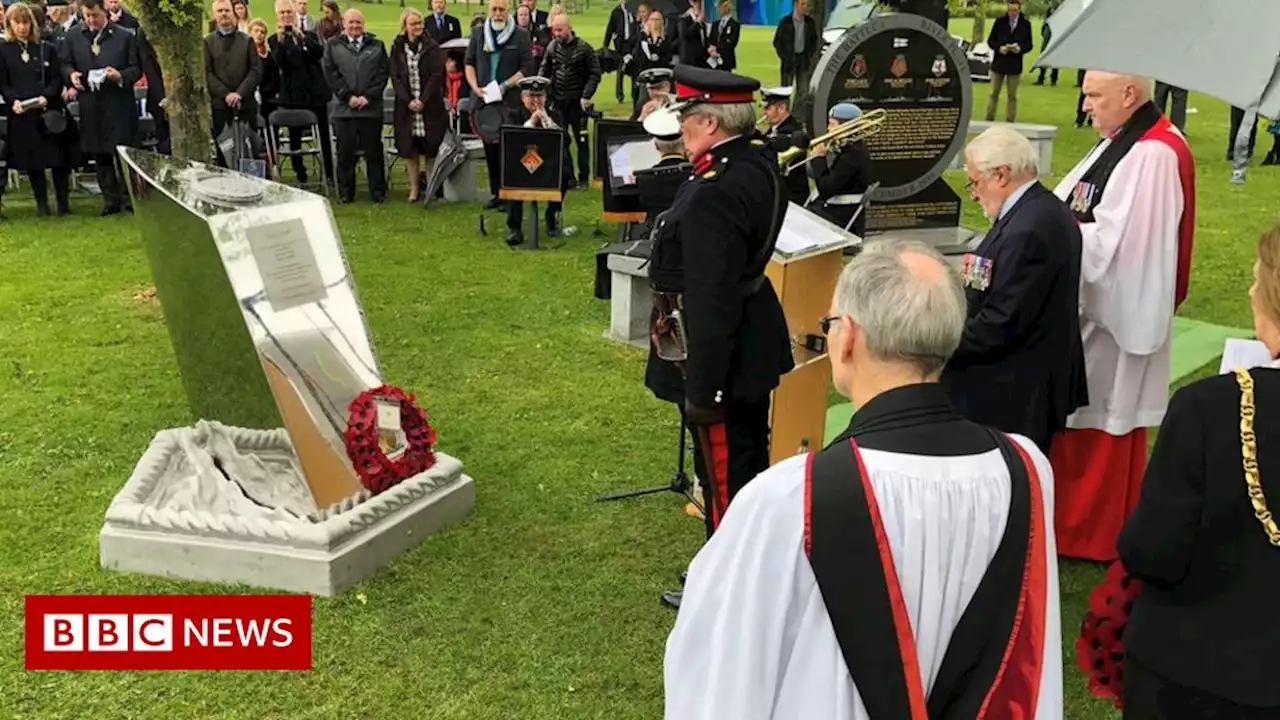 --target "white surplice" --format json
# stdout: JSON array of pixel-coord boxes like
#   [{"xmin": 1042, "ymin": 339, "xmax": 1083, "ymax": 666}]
[
  {"xmin": 1053, "ymin": 138, "xmax": 1185, "ymax": 435},
  {"xmin": 663, "ymin": 439, "xmax": 1063, "ymax": 720}
]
